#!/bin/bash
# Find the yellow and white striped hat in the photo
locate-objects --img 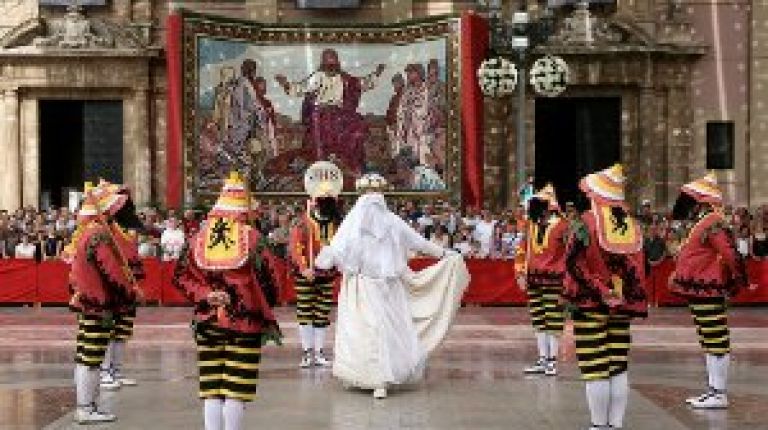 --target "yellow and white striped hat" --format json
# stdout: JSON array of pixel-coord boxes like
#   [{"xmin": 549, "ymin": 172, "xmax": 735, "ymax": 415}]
[
  {"xmin": 681, "ymin": 172, "xmax": 722, "ymax": 205},
  {"xmin": 77, "ymin": 182, "xmax": 99, "ymax": 221},
  {"xmin": 532, "ymin": 183, "xmax": 561, "ymax": 212},
  {"xmin": 92, "ymin": 179, "xmax": 128, "ymax": 216},
  {"xmin": 579, "ymin": 164, "xmax": 627, "ymax": 206},
  {"xmin": 210, "ymin": 171, "xmax": 251, "ymax": 218}
]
